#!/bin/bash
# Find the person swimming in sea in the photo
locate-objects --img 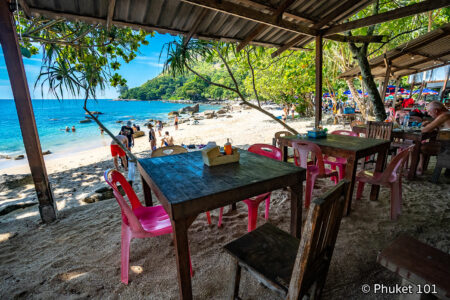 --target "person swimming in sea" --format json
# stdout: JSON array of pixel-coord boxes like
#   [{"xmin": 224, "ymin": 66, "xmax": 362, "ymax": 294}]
[
  {"xmin": 72, "ymin": 126, "xmax": 76, "ymax": 132},
  {"xmin": 65, "ymin": 126, "xmax": 70, "ymax": 132}
]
